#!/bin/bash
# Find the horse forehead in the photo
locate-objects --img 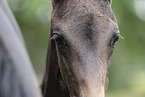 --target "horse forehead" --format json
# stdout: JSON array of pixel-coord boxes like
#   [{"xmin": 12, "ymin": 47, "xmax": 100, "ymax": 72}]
[
  {"xmin": 60, "ymin": 11, "xmax": 114, "ymax": 38},
  {"xmin": 53, "ymin": 0, "xmax": 114, "ymax": 19},
  {"xmin": 60, "ymin": 17, "xmax": 113, "ymax": 54},
  {"xmin": 53, "ymin": 0, "xmax": 115, "ymax": 27},
  {"xmin": 65, "ymin": 0, "xmax": 109, "ymax": 9},
  {"xmin": 73, "ymin": 0, "xmax": 109, "ymax": 12},
  {"xmin": 52, "ymin": 0, "xmax": 116, "ymax": 45}
]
